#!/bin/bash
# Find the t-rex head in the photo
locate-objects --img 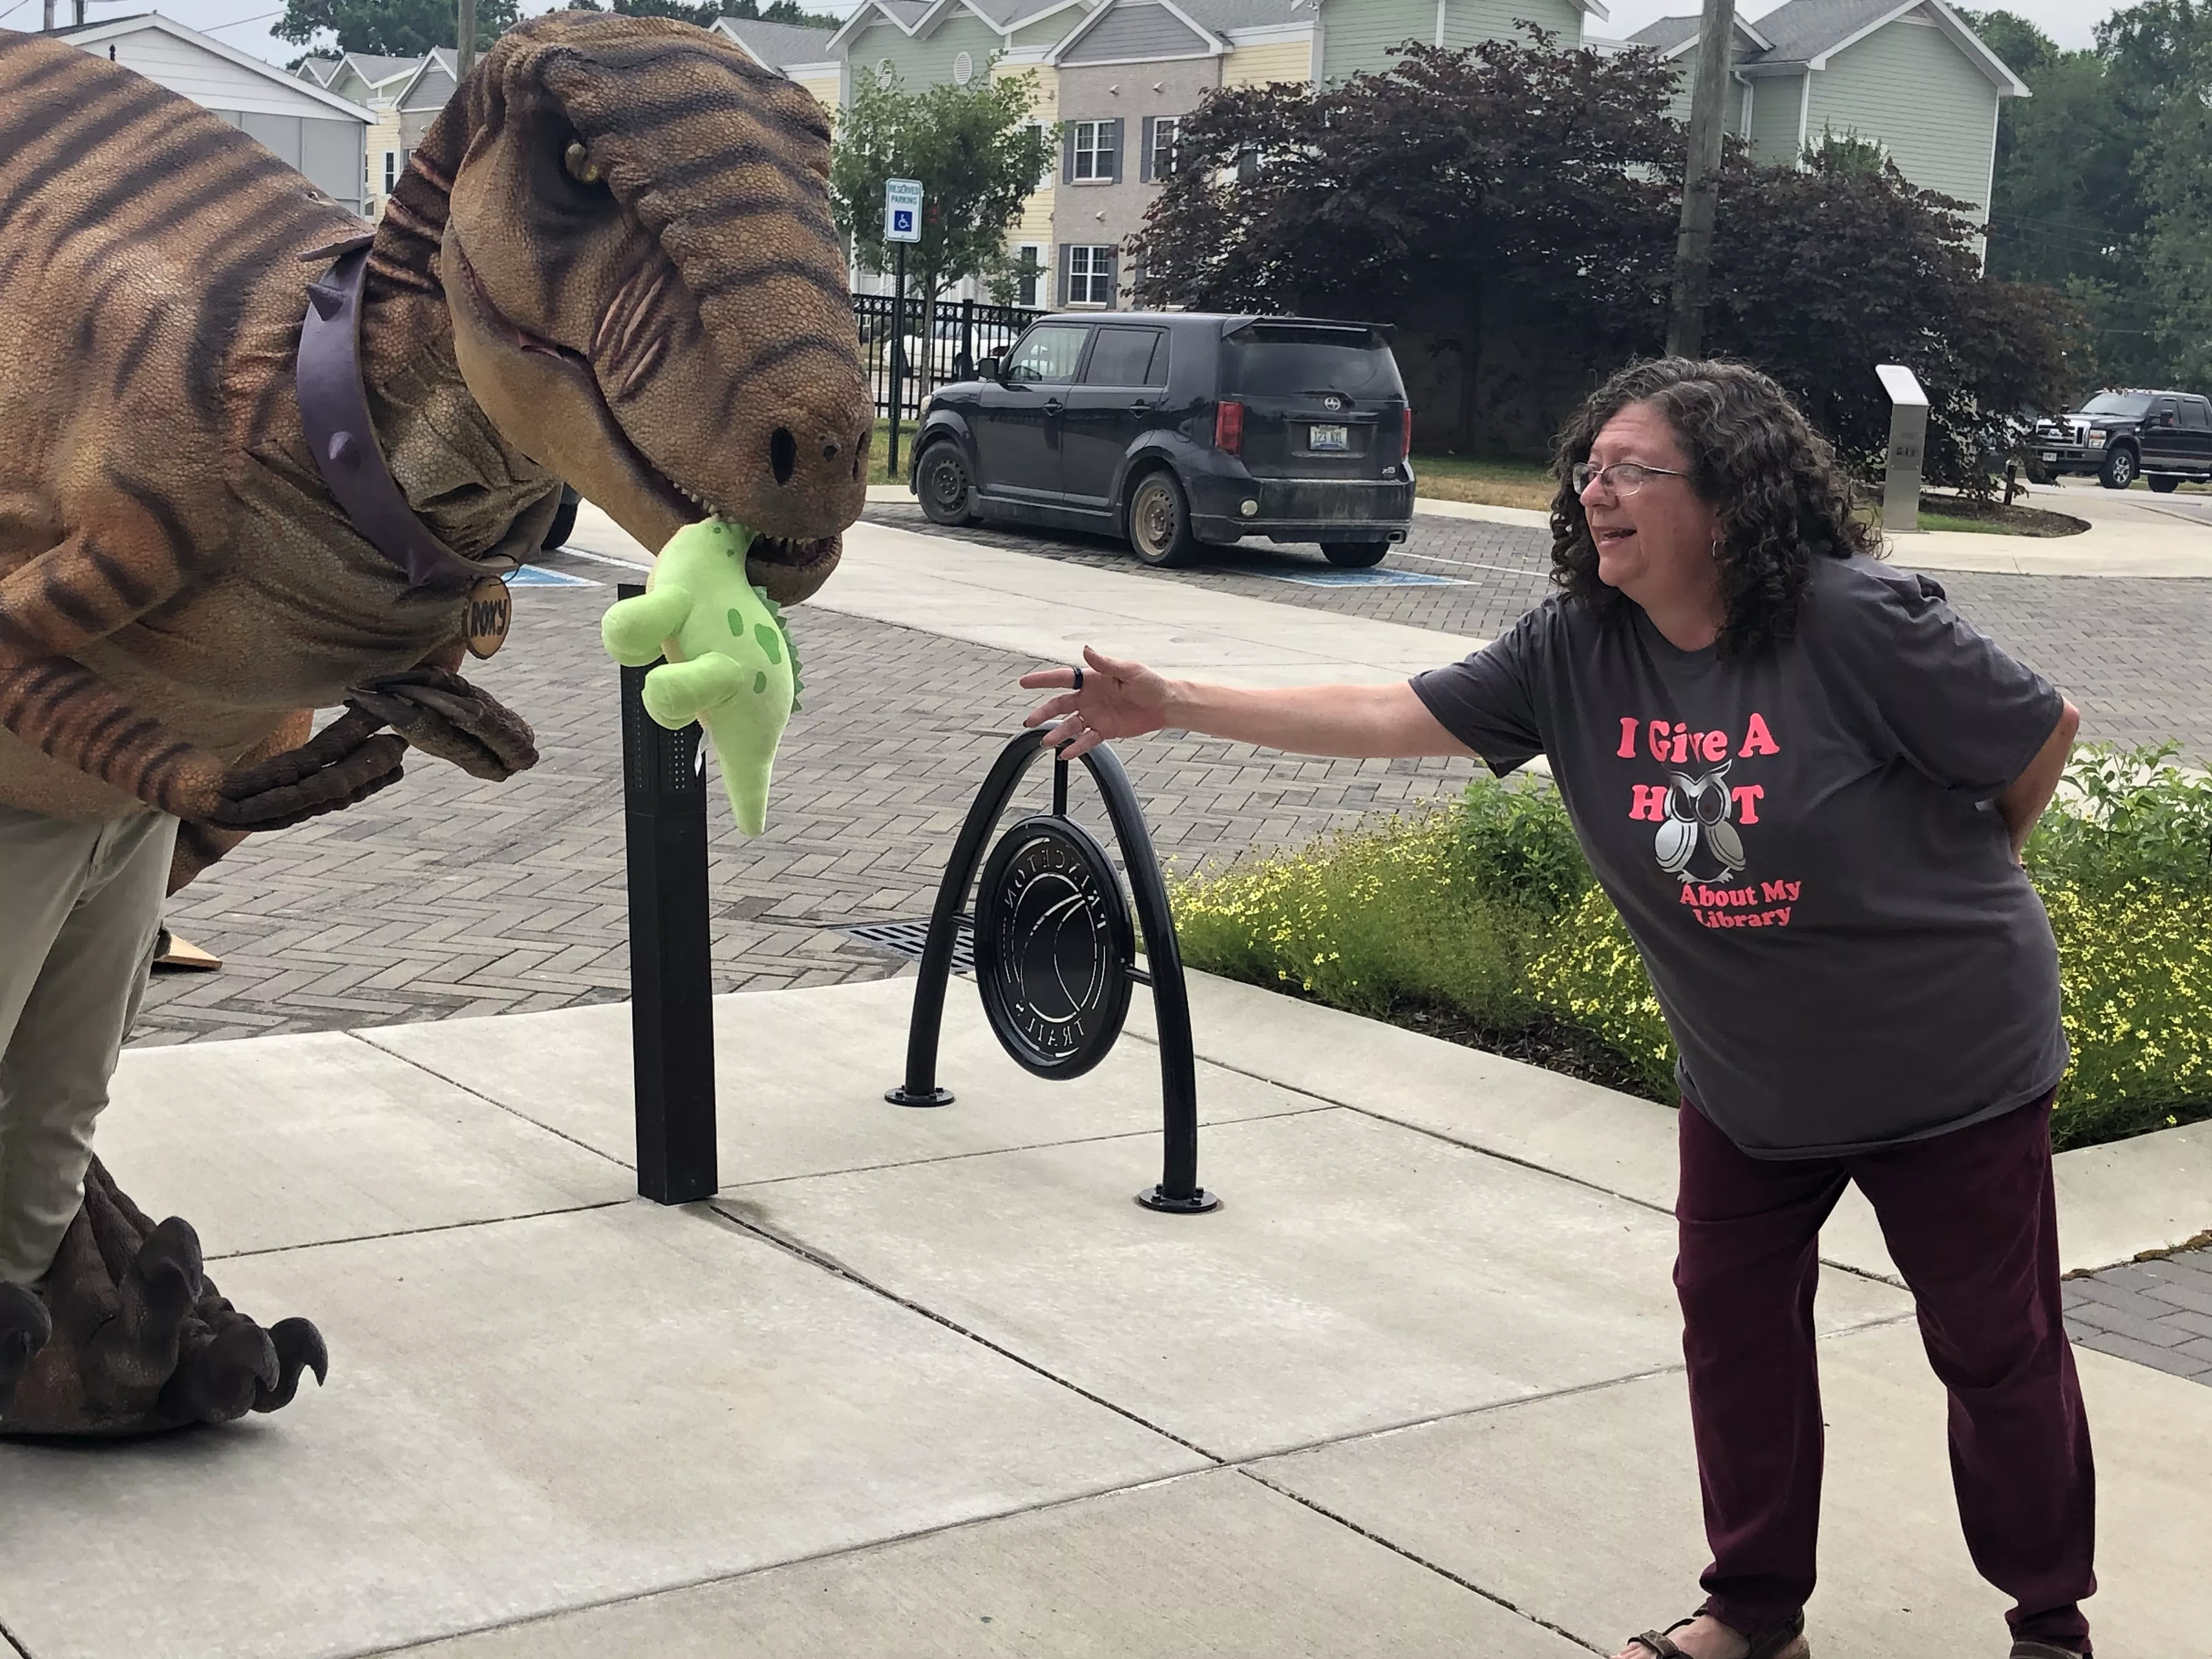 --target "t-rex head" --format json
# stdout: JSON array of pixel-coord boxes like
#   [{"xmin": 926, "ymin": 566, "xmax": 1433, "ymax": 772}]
[{"xmin": 422, "ymin": 13, "xmax": 869, "ymax": 605}]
